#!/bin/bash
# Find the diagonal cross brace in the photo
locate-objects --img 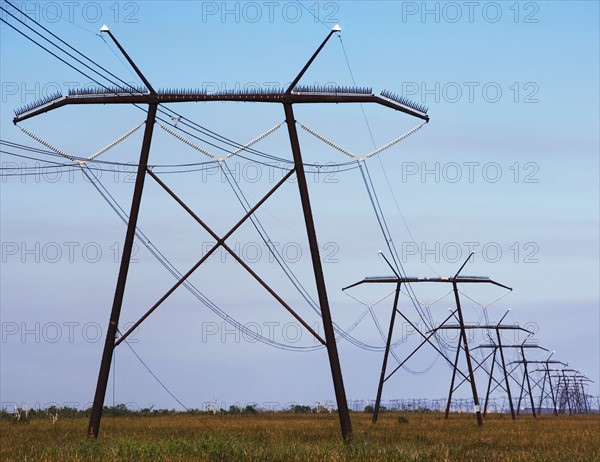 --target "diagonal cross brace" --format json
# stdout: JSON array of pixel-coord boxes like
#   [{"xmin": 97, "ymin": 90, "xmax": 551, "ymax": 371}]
[
  {"xmin": 450, "ymin": 349, "xmax": 504, "ymax": 394},
  {"xmin": 115, "ymin": 166, "xmax": 325, "ymax": 347},
  {"xmin": 384, "ymin": 309, "xmax": 461, "ymax": 383}
]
